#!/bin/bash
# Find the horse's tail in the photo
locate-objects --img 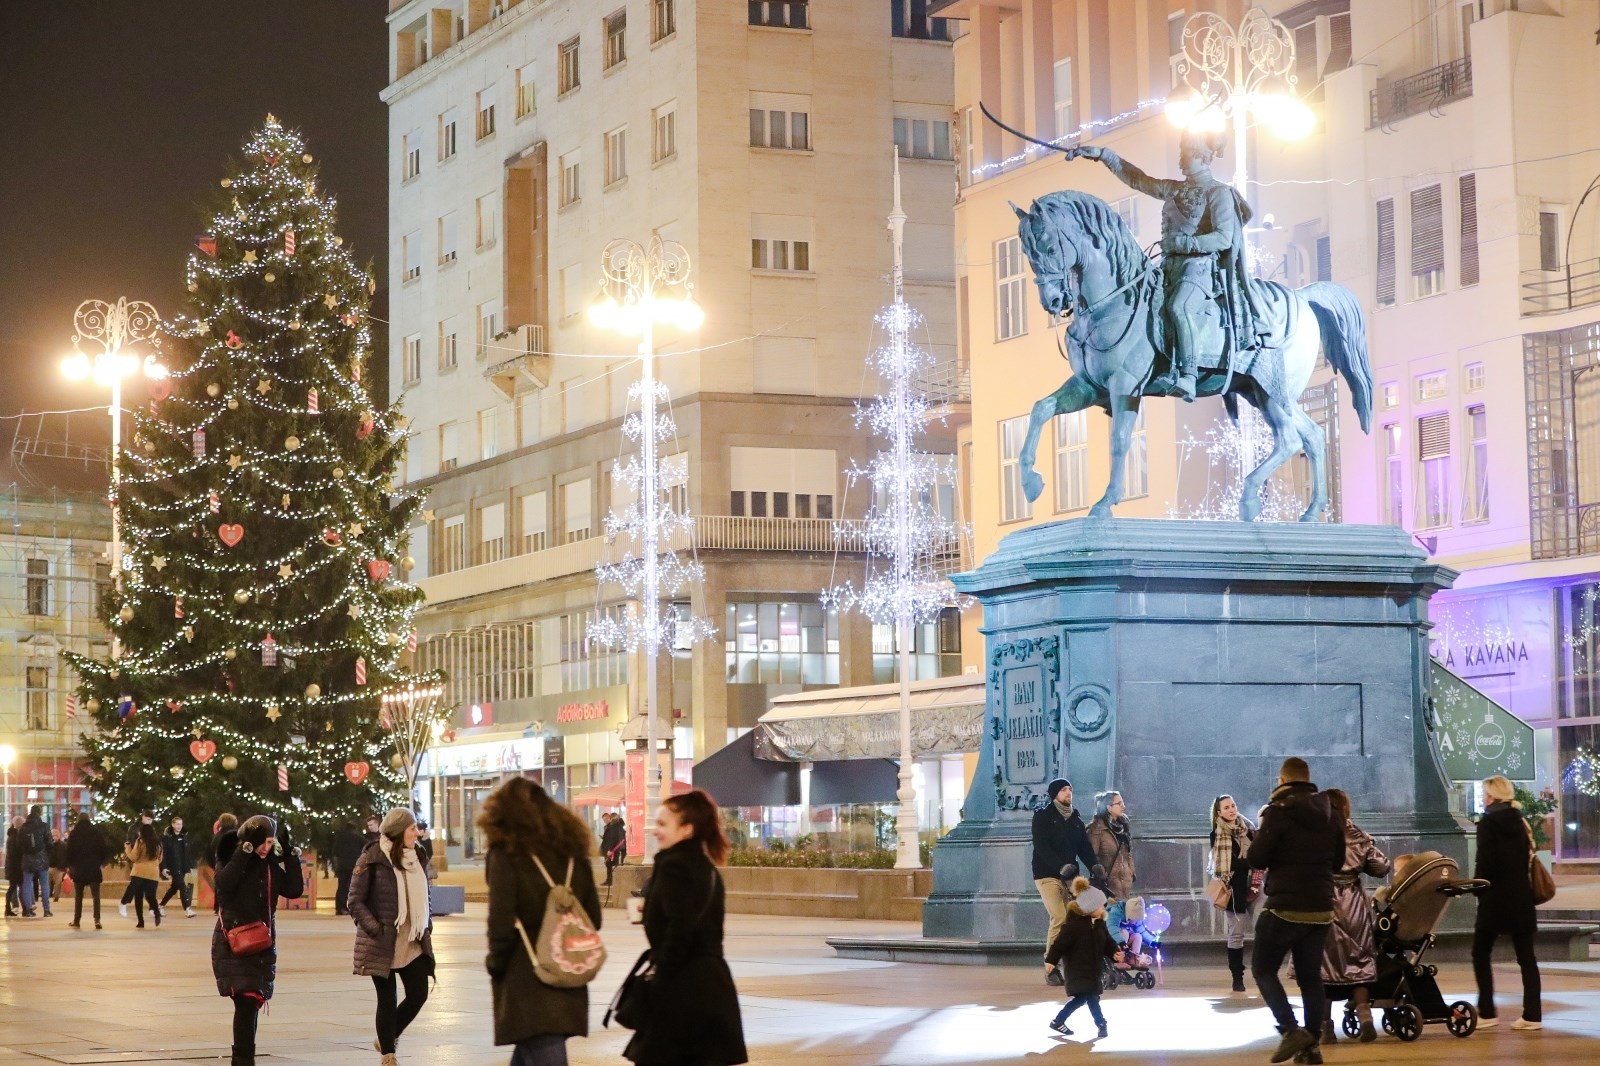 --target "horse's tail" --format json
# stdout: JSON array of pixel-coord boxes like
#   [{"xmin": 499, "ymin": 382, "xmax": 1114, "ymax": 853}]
[{"xmin": 1302, "ymin": 282, "xmax": 1373, "ymax": 434}]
